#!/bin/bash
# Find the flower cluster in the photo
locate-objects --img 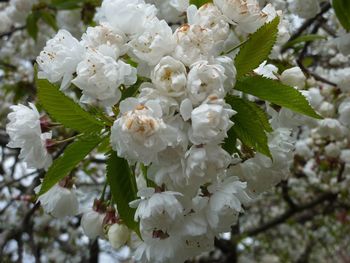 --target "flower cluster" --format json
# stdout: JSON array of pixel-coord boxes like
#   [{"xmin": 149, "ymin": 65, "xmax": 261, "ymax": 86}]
[{"xmin": 4, "ymin": 0, "xmax": 325, "ymax": 262}]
